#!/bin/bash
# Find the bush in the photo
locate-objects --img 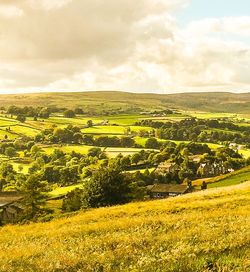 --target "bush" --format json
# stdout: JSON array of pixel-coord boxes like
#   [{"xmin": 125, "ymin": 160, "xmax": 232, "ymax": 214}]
[
  {"xmin": 63, "ymin": 110, "xmax": 76, "ymax": 118},
  {"xmin": 62, "ymin": 188, "xmax": 84, "ymax": 212},
  {"xmin": 82, "ymin": 165, "xmax": 131, "ymax": 208}
]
